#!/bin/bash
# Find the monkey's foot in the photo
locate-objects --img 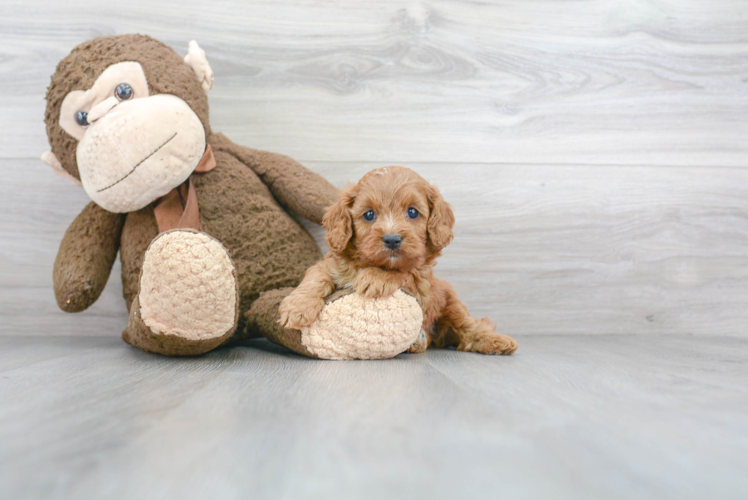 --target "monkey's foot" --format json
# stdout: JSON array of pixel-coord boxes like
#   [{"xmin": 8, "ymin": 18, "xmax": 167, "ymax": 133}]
[
  {"xmin": 300, "ymin": 289, "xmax": 423, "ymax": 360},
  {"xmin": 130, "ymin": 229, "xmax": 238, "ymax": 354}
]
